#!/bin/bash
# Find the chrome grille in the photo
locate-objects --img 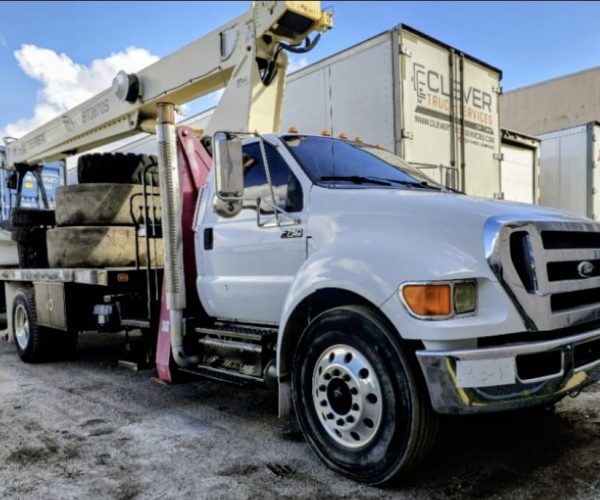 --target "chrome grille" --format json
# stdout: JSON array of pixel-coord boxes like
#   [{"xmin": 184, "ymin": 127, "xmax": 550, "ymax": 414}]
[{"xmin": 485, "ymin": 217, "xmax": 600, "ymax": 331}]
